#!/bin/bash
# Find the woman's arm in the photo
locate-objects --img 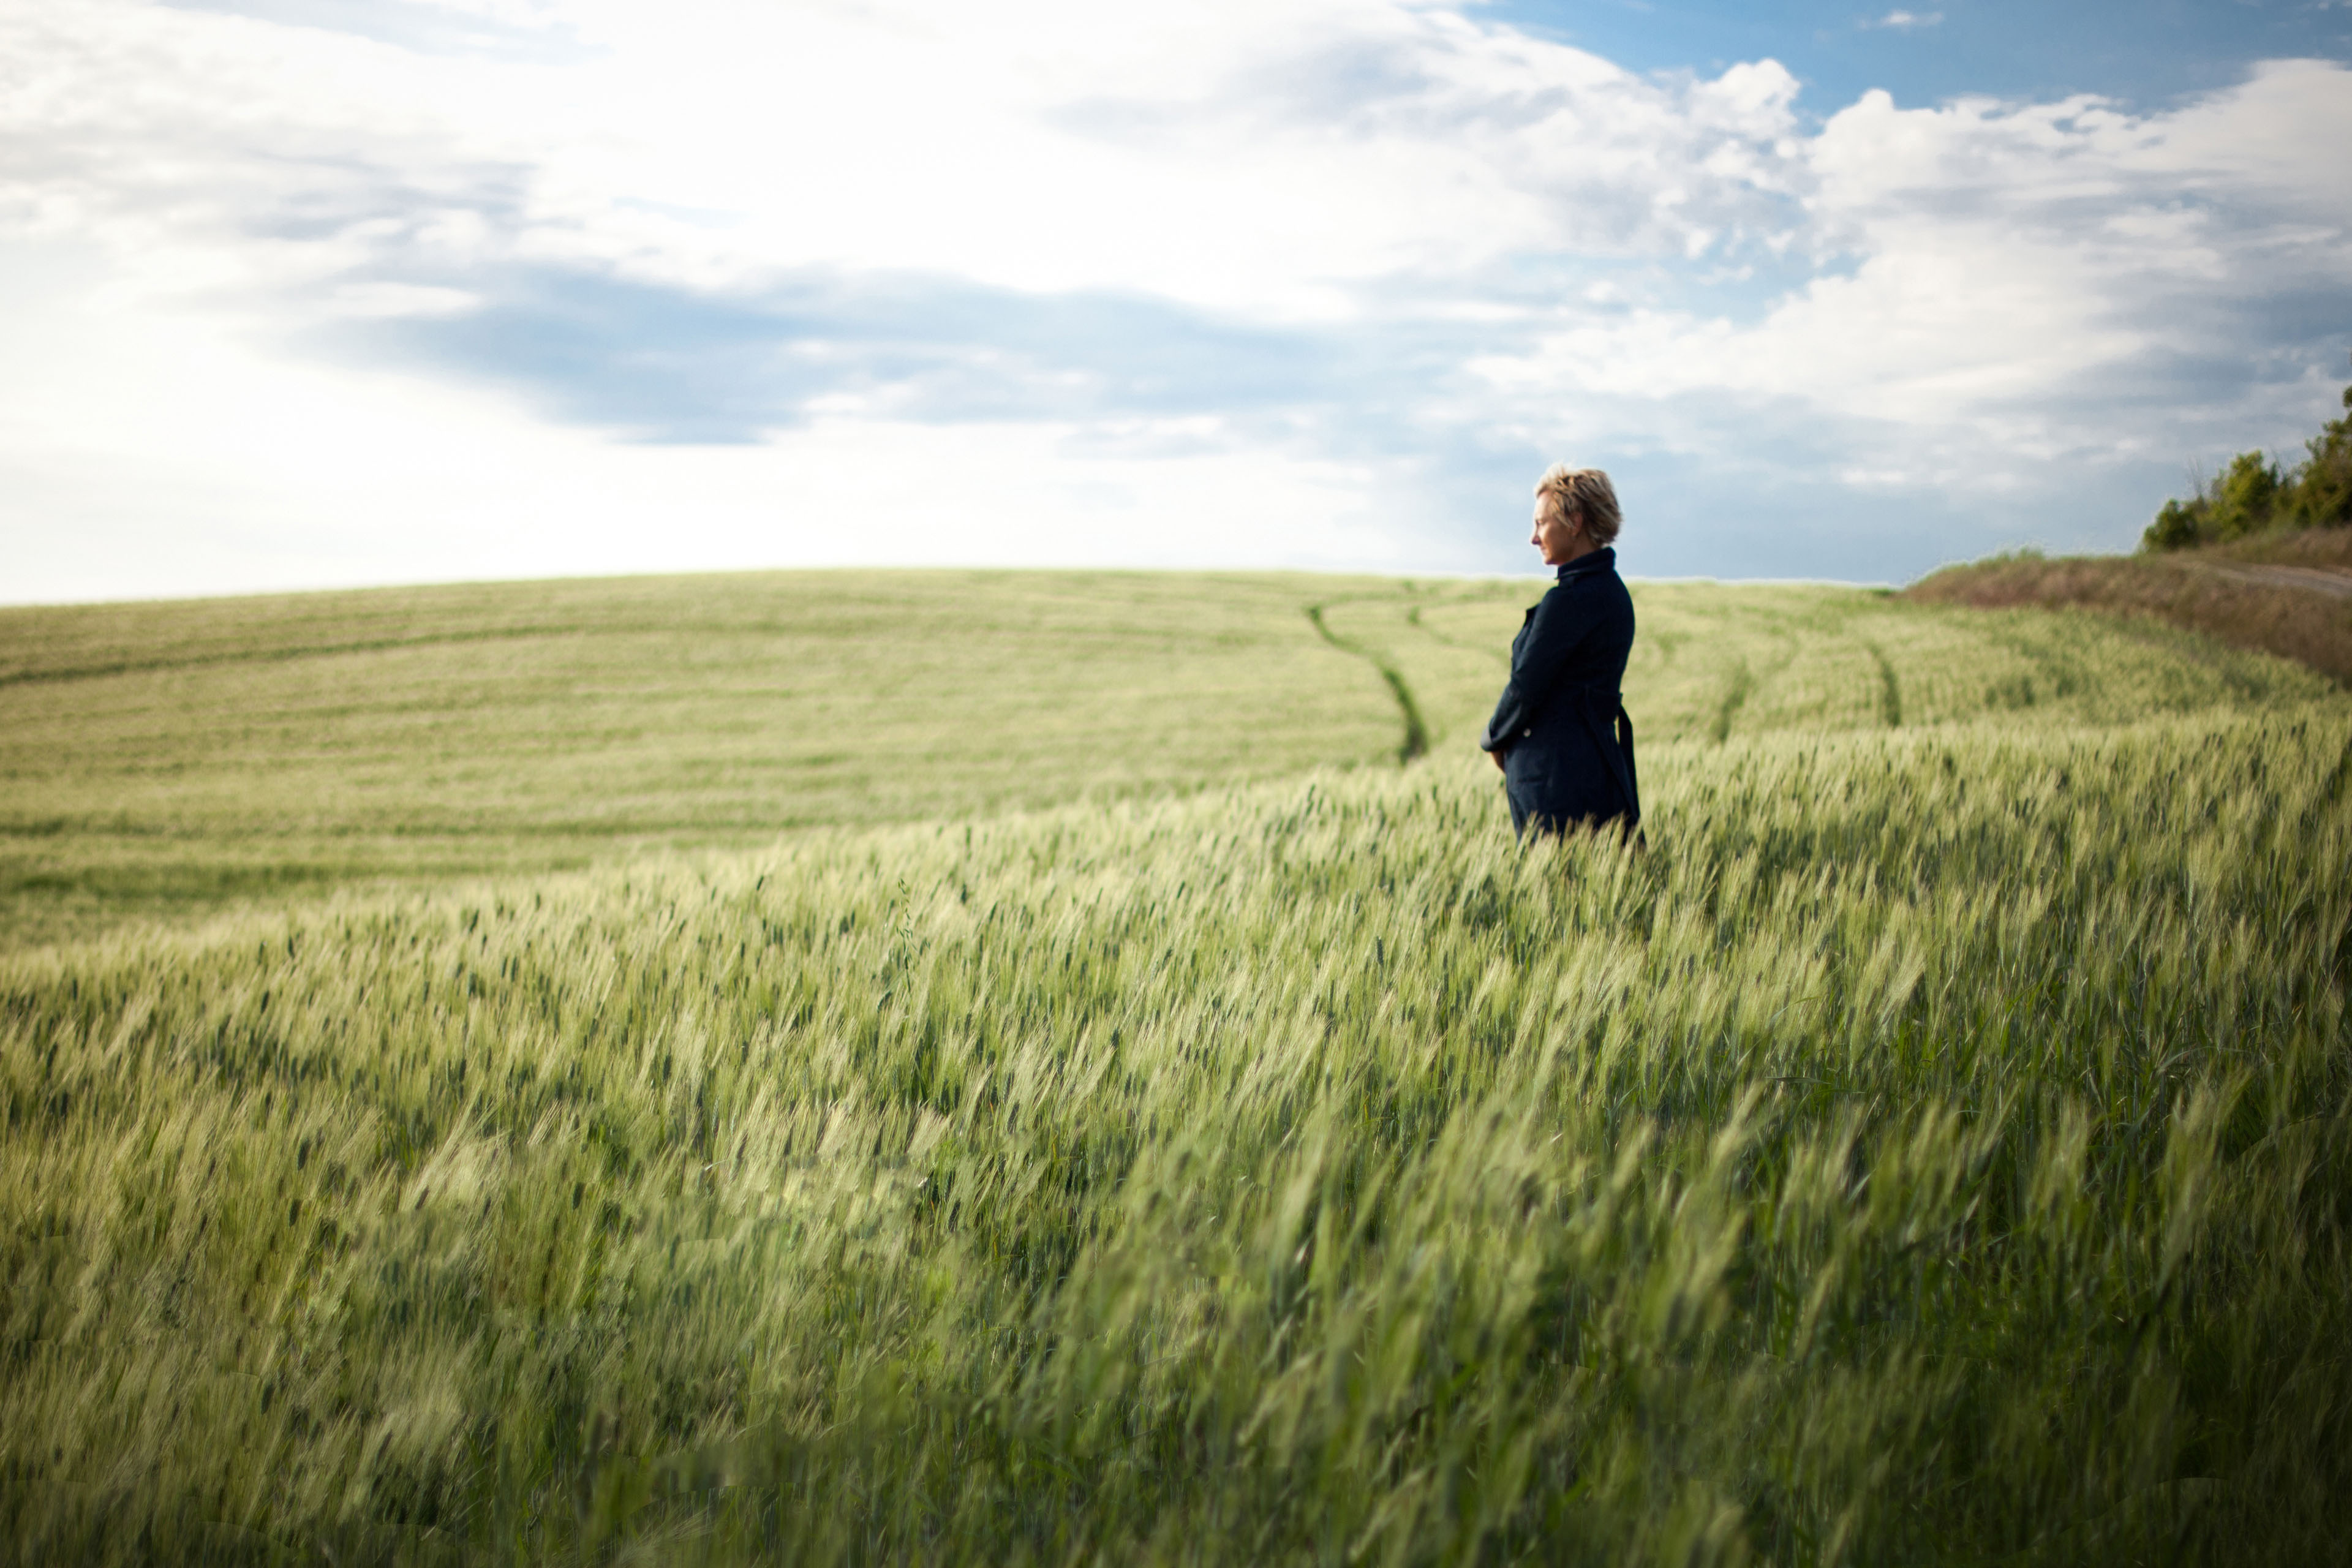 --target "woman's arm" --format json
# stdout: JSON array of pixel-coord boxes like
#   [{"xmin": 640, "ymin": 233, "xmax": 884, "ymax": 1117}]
[{"xmin": 1480, "ymin": 584, "xmax": 1599, "ymax": 752}]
